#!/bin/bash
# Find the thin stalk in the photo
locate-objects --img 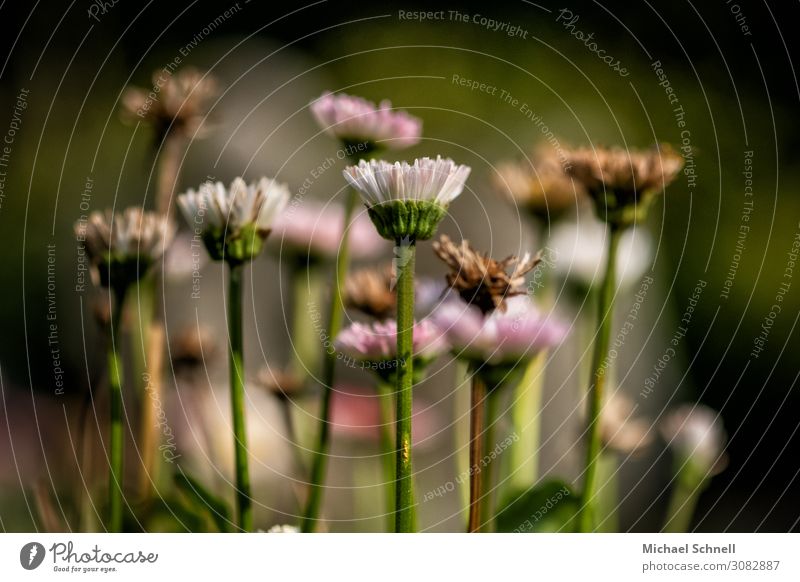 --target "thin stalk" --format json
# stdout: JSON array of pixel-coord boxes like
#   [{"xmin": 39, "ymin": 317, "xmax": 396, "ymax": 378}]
[
  {"xmin": 107, "ymin": 285, "xmax": 128, "ymax": 532},
  {"xmin": 468, "ymin": 372, "xmax": 487, "ymax": 533},
  {"xmin": 596, "ymin": 452, "xmax": 619, "ymax": 532},
  {"xmin": 480, "ymin": 387, "xmax": 500, "ymax": 532},
  {"xmin": 301, "ymin": 187, "xmax": 358, "ymax": 532},
  {"xmin": 137, "ymin": 132, "xmax": 184, "ymax": 499},
  {"xmin": 663, "ymin": 471, "xmax": 705, "ymax": 533},
  {"xmin": 394, "ymin": 240, "xmax": 416, "ymax": 533},
  {"xmin": 376, "ymin": 380, "xmax": 395, "ymax": 530},
  {"xmin": 510, "ymin": 352, "xmax": 546, "ymax": 491},
  {"xmin": 227, "ymin": 263, "xmax": 252, "ymax": 531},
  {"xmin": 454, "ymin": 361, "xmax": 471, "ymax": 521},
  {"xmin": 289, "ymin": 260, "xmax": 322, "ymax": 379},
  {"xmin": 579, "ymin": 225, "xmax": 622, "ymax": 532}
]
